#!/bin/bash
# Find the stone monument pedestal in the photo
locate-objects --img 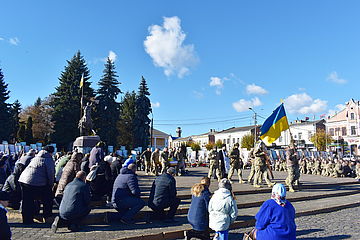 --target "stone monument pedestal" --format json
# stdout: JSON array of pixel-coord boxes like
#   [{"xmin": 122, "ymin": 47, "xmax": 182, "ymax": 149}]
[{"xmin": 73, "ymin": 135, "xmax": 101, "ymax": 154}]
